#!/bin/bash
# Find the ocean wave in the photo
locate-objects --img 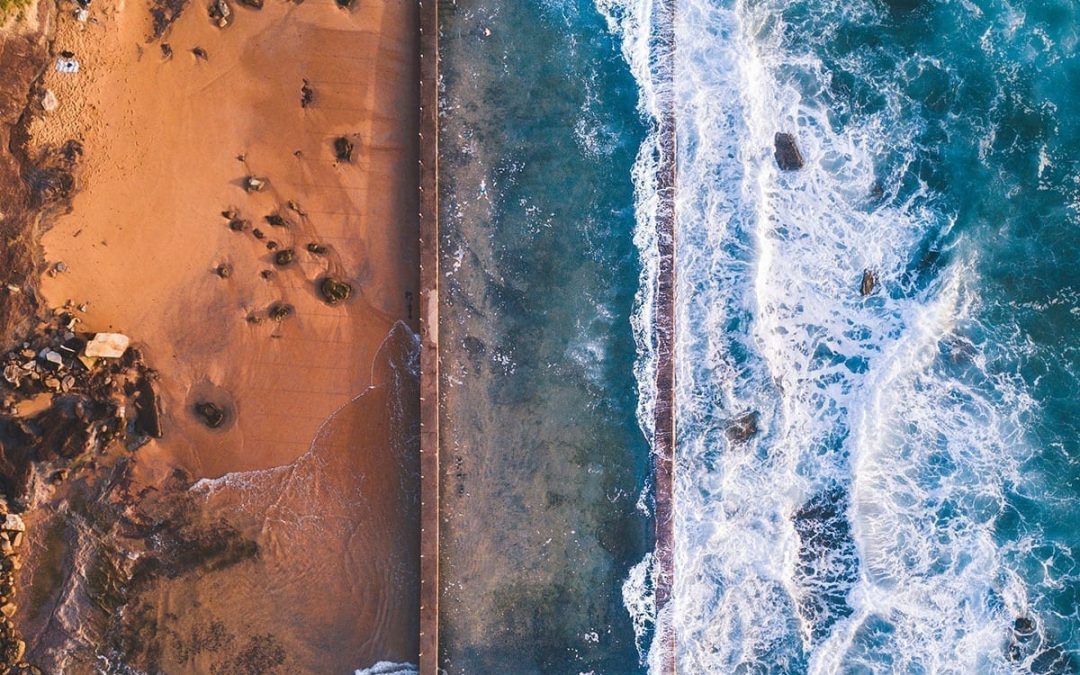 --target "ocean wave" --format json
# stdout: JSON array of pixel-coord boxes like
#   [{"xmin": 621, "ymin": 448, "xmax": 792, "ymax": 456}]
[{"xmin": 599, "ymin": 0, "xmax": 1067, "ymax": 670}]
